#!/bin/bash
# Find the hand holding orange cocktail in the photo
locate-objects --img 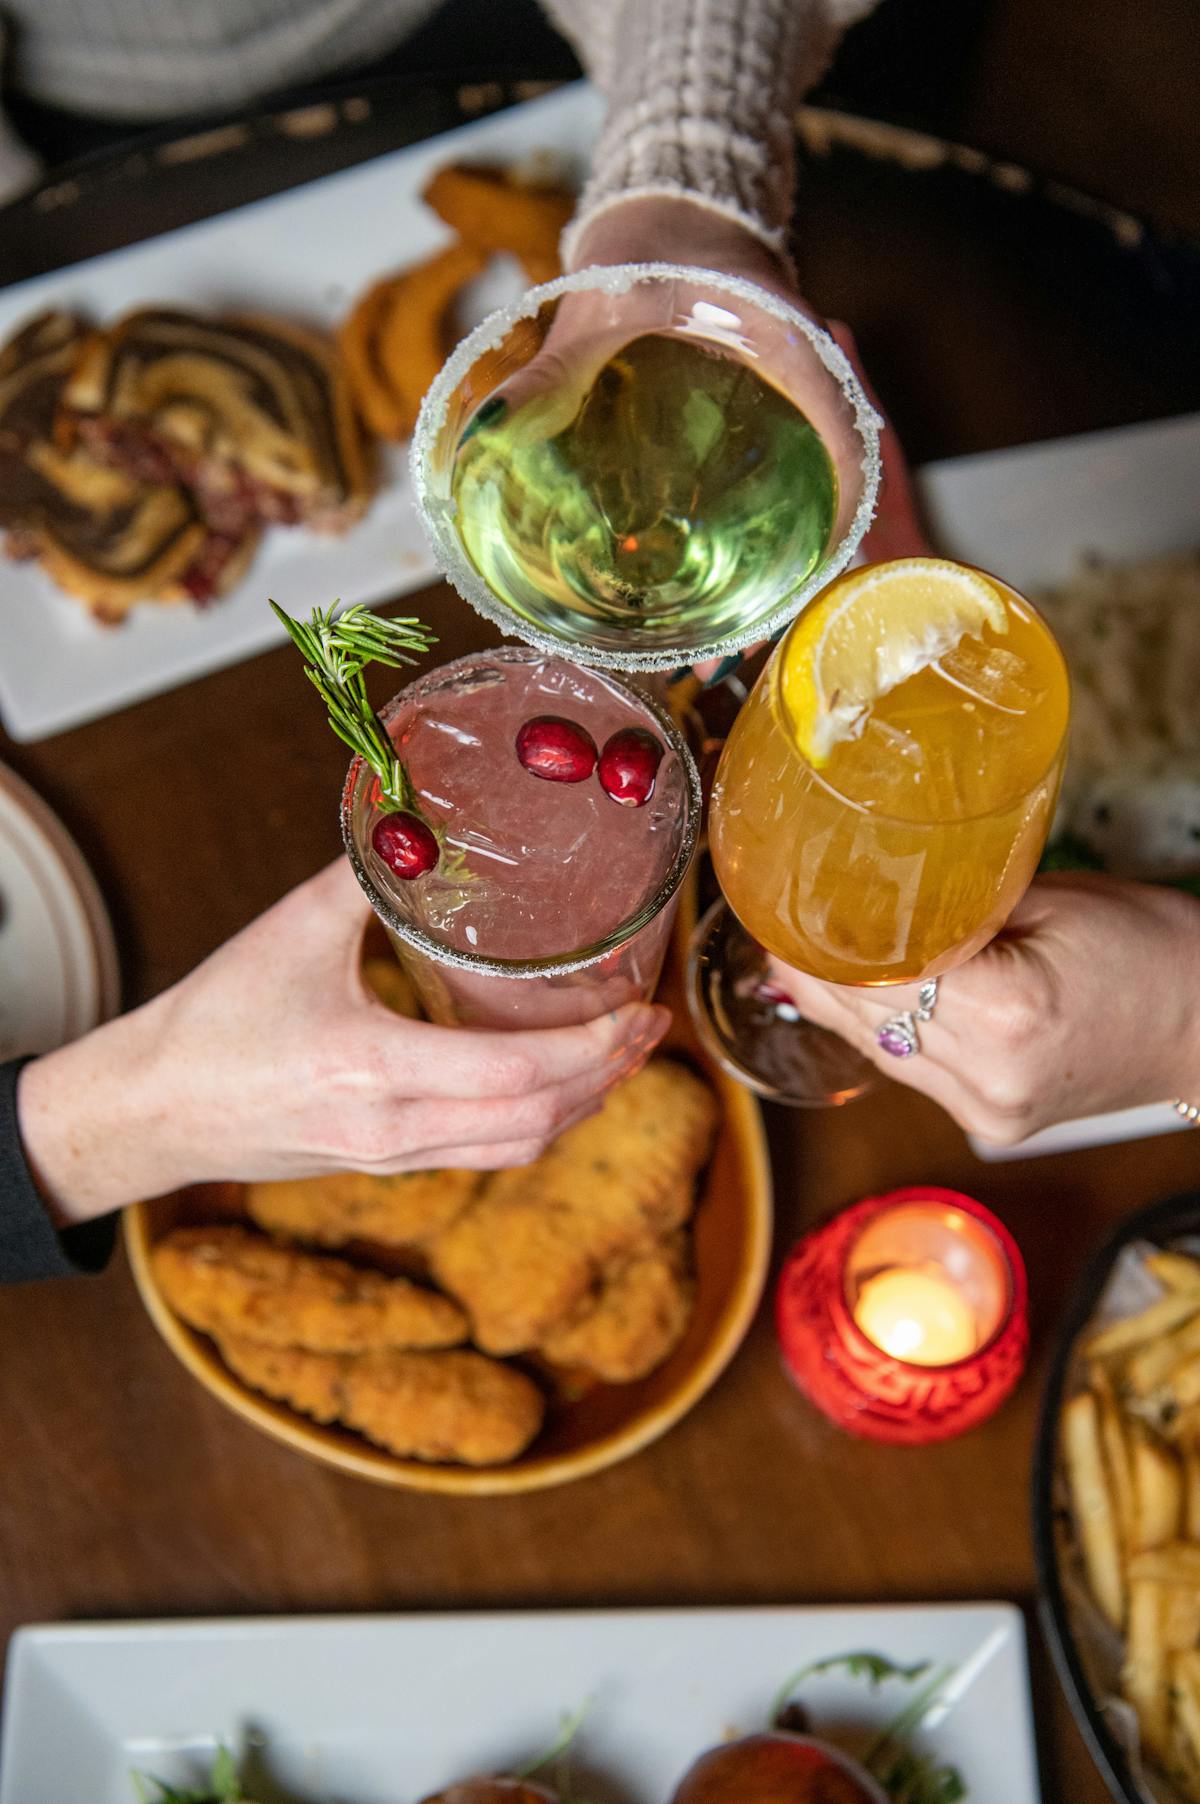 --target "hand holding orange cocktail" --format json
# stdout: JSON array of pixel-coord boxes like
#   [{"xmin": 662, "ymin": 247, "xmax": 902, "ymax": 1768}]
[{"xmin": 693, "ymin": 558, "xmax": 1070, "ymax": 1102}]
